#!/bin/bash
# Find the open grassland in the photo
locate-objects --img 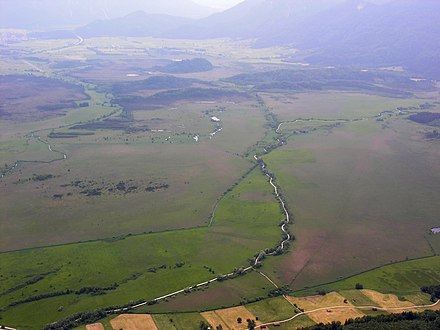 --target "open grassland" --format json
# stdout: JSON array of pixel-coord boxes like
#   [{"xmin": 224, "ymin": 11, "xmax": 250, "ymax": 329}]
[
  {"xmin": 0, "ymin": 142, "xmax": 248, "ymax": 250},
  {"xmin": 246, "ymin": 297, "xmax": 296, "ymax": 323},
  {"xmin": 0, "ymin": 85, "xmax": 118, "ymax": 168},
  {"xmin": 296, "ymin": 256, "xmax": 440, "ymax": 298},
  {"xmin": 0, "ymin": 86, "xmax": 120, "ymax": 142},
  {"xmin": 2, "ymin": 34, "xmax": 440, "ymax": 329},
  {"xmin": 0, "ymin": 167, "xmax": 284, "ymax": 328},
  {"xmin": 262, "ymin": 110, "xmax": 440, "ymax": 289},
  {"xmin": 153, "ymin": 313, "xmax": 207, "ymax": 330},
  {"xmin": 262, "ymin": 92, "xmax": 425, "ymax": 121},
  {"xmin": 3, "ymin": 36, "xmax": 295, "ymax": 84},
  {"xmin": 0, "ymin": 96, "xmax": 268, "ymax": 251}
]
